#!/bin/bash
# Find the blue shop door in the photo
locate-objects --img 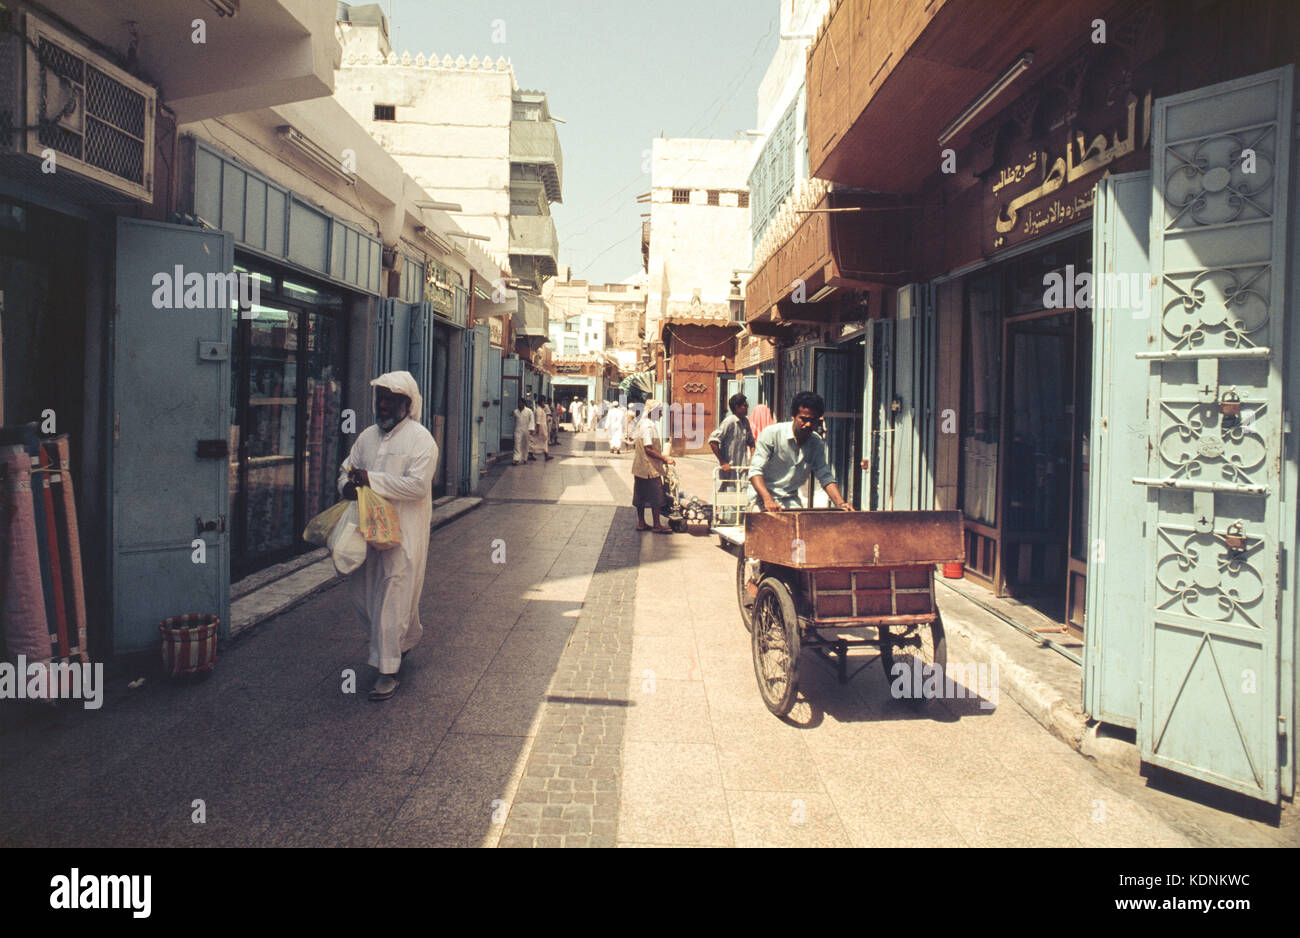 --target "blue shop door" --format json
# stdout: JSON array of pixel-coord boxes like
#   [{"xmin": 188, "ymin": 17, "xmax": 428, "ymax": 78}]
[
  {"xmin": 407, "ymin": 302, "xmax": 434, "ymax": 430},
  {"xmin": 501, "ymin": 376, "xmax": 520, "ymax": 438},
  {"xmin": 866, "ymin": 319, "xmax": 895, "ymax": 510},
  {"xmin": 112, "ymin": 219, "xmax": 233, "ymax": 653},
  {"xmin": 459, "ymin": 326, "xmax": 479, "ymax": 493},
  {"xmin": 374, "ymin": 299, "xmax": 412, "ymax": 375},
  {"xmin": 485, "ymin": 351, "xmax": 502, "ymax": 453},
  {"xmin": 1139, "ymin": 66, "xmax": 1293, "ymax": 803},
  {"xmin": 473, "ymin": 325, "xmax": 491, "ymax": 472},
  {"xmin": 1083, "ymin": 171, "xmax": 1153, "ymax": 730}
]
